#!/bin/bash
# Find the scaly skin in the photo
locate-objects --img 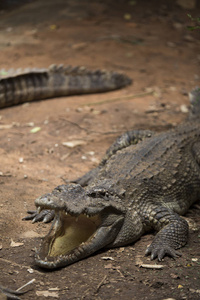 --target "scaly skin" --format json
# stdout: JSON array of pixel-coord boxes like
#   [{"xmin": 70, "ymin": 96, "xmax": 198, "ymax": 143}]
[
  {"xmin": 24, "ymin": 88, "xmax": 200, "ymax": 269},
  {"xmin": 0, "ymin": 65, "xmax": 132, "ymax": 108}
]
